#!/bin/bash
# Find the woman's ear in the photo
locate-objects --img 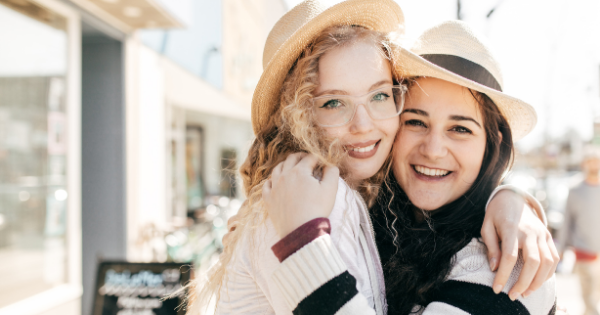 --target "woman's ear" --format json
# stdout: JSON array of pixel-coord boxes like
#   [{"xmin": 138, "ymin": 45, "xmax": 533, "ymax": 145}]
[{"xmin": 498, "ymin": 131, "xmax": 503, "ymax": 143}]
